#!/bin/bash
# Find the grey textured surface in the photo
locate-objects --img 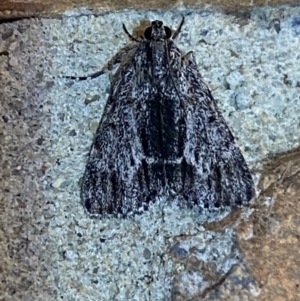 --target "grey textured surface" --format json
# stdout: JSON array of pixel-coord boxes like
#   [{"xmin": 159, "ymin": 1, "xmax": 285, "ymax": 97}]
[{"xmin": 0, "ymin": 6, "xmax": 300, "ymax": 301}]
